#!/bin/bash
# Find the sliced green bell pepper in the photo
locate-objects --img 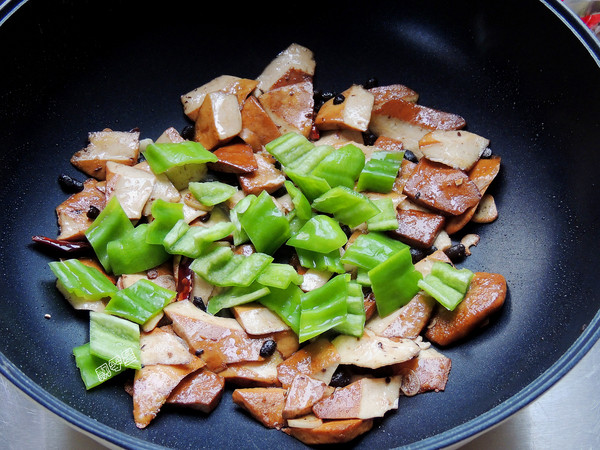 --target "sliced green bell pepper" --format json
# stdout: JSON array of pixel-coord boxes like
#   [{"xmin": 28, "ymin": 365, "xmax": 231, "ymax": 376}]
[
  {"xmin": 142, "ymin": 141, "xmax": 218, "ymax": 175},
  {"xmin": 84, "ymin": 196, "xmax": 134, "ymax": 273},
  {"xmin": 418, "ymin": 261, "xmax": 474, "ymax": 311},
  {"xmin": 89, "ymin": 311, "xmax": 141, "ymax": 370},
  {"xmin": 286, "ymin": 214, "xmax": 348, "ymax": 254},
  {"xmin": 239, "ymin": 190, "xmax": 291, "ymax": 255},
  {"xmin": 48, "ymin": 259, "xmax": 118, "ymax": 301},
  {"xmin": 298, "ymin": 274, "xmax": 350, "ymax": 343},
  {"xmin": 366, "ymin": 197, "xmax": 399, "ymax": 231},
  {"xmin": 206, "ymin": 282, "xmax": 271, "ymax": 315},
  {"xmin": 163, "ymin": 220, "xmax": 235, "ymax": 258},
  {"xmin": 368, "ymin": 246, "xmax": 423, "ymax": 317},
  {"xmin": 145, "ymin": 199, "xmax": 185, "ymax": 245},
  {"xmin": 188, "ymin": 181, "xmax": 238, "ymax": 206},
  {"xmin": 265, "ymin": 132, "xmax": 315, "ymax": 167},
  {"xmin": 333, "ymin": 280, "xmax": 366, "ymax": 337},
  {"xmin": 311, "ymin": 186, "xmax": 380, "ymax": 228},
  {"xmin": 257, "ymin": 263, "xmax": 304, "ymax": 289},
  {"xmin": 296, "ymin": 247, "xmax": 345, "ymax": 274},
  {"xmin": 258, "ymin": 283, "xmax": 303, "ymax": 334},
  {"xmin": 106, "ymin": 223, "xmax": 171, "ymax": 275},
  {"xmin": 310, "ymin": 143, "xmax": 365, "ymax": 189},
  {"xmin": 341, "ymin": 231, "xmax": 408, "ymax": 271},
  {"xmin": 104, "ymin": 278, "xmax": 176, "ymax": 325},
  {"xmin": 230, "ymin": 194, "xmax": 256, "ymax": 245},
  {"xmin": 73, "ymin": 343, "xmax": 127, "ymax": 390},
  {"xmin": 284, "ymin": 180, "xmax": 312, "ymax": 221},
  {"xmin": 356, "ymin": 150, "xmax": 404, "ymax": 193}
]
